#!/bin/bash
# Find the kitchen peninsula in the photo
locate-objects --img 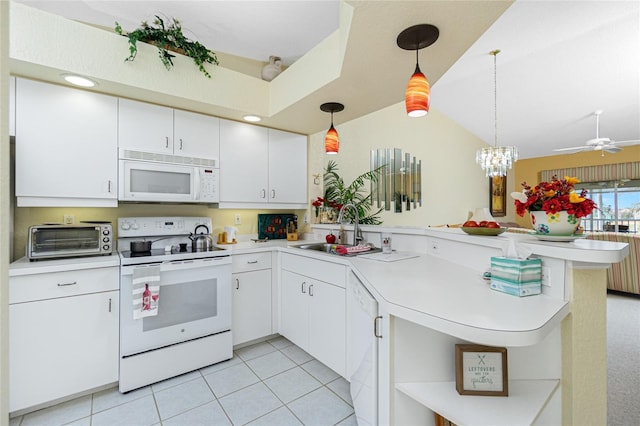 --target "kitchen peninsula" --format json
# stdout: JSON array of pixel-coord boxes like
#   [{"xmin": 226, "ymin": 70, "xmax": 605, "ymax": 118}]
[{"xmin": 301, "ymin": 224, "xmax": 628, "ymax": 425}]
